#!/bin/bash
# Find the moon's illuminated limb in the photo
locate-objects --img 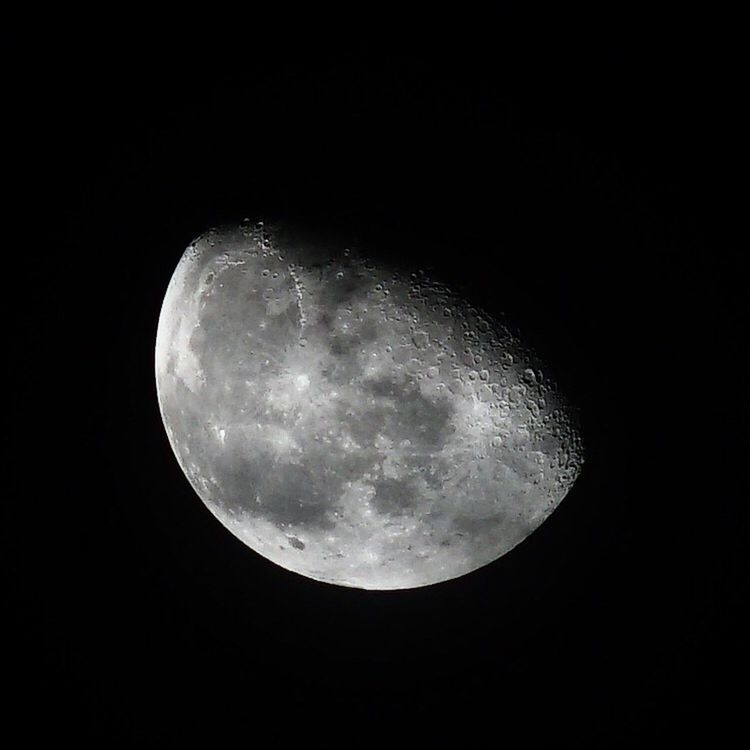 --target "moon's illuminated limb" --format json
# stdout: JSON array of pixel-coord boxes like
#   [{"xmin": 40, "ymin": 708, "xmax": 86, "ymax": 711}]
[{"xmin": 155, "ymin": 224, "xmax": 583, "ymax": 590}]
